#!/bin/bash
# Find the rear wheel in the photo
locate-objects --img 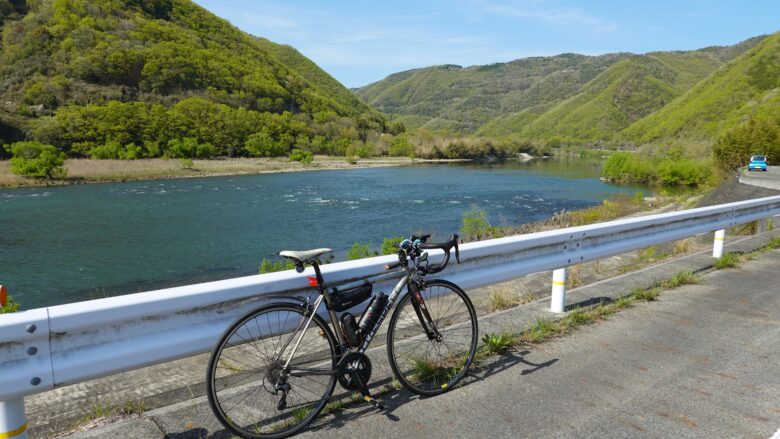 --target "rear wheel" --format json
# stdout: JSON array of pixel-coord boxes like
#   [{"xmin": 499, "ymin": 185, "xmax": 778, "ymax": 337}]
[
  {"xmin": 386, "ymin": 279, "xmax": 478, "ymax": 396},
  {"xmin": 207, "ymin": 303, "xmax": 338, "ymax": 438}
]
